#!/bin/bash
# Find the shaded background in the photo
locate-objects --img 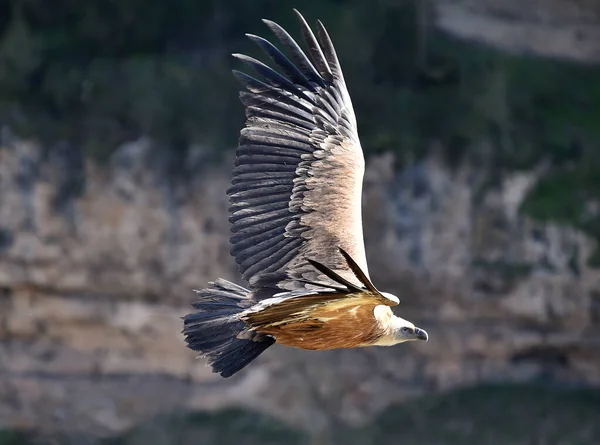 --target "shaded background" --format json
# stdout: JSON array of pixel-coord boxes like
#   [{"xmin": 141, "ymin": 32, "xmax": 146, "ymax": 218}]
[{"xmin": 0, "ymin": 0, "xmax": 600, "ymax": 444}]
